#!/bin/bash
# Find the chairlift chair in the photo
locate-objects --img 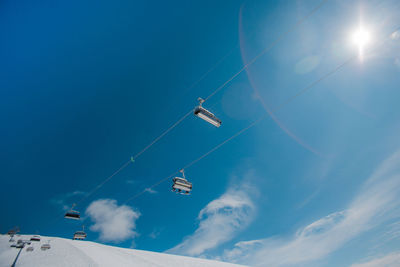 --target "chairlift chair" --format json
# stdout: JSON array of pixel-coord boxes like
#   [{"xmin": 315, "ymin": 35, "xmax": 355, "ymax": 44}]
[
  {"xmin": 172, "ymin": 170, "xmax": 192, "ymax": 195},
  {"xmin": 7, "ymin": 227, "xmax": 19, "ymax": 236},
  {"xmin": 194, "ymin": 98, "xmax": 222, "ymax": 127},
  {"xmin": 64, "ymin": 204, "xmax": 80, "ymax": 220},
  {"xmin": 7, "ymin": 230, "xmax": 15, "ymax": 236},
  {"xmin": 41, "ymin": 243, "xmax": 51, "ymax": 250},
  {"xmin": 73, "ymin": 225, "xmax": 87, "ymax": 240},
  {"xmin": 15, "ymin": 240, "xmax": 28, "ymax": 249},
  {"xmin": 73, "ymin": 231, "xmax": 87, "ymax": 240},
  {"xmin": 30, "ymin": 235, "xmax": 41, "ymax": 242}
]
